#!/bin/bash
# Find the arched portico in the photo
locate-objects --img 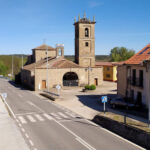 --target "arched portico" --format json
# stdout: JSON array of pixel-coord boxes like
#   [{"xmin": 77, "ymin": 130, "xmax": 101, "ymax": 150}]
[{"xmin": 63, "ymin": 72, "xmax": 78, "ymax": 86}]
